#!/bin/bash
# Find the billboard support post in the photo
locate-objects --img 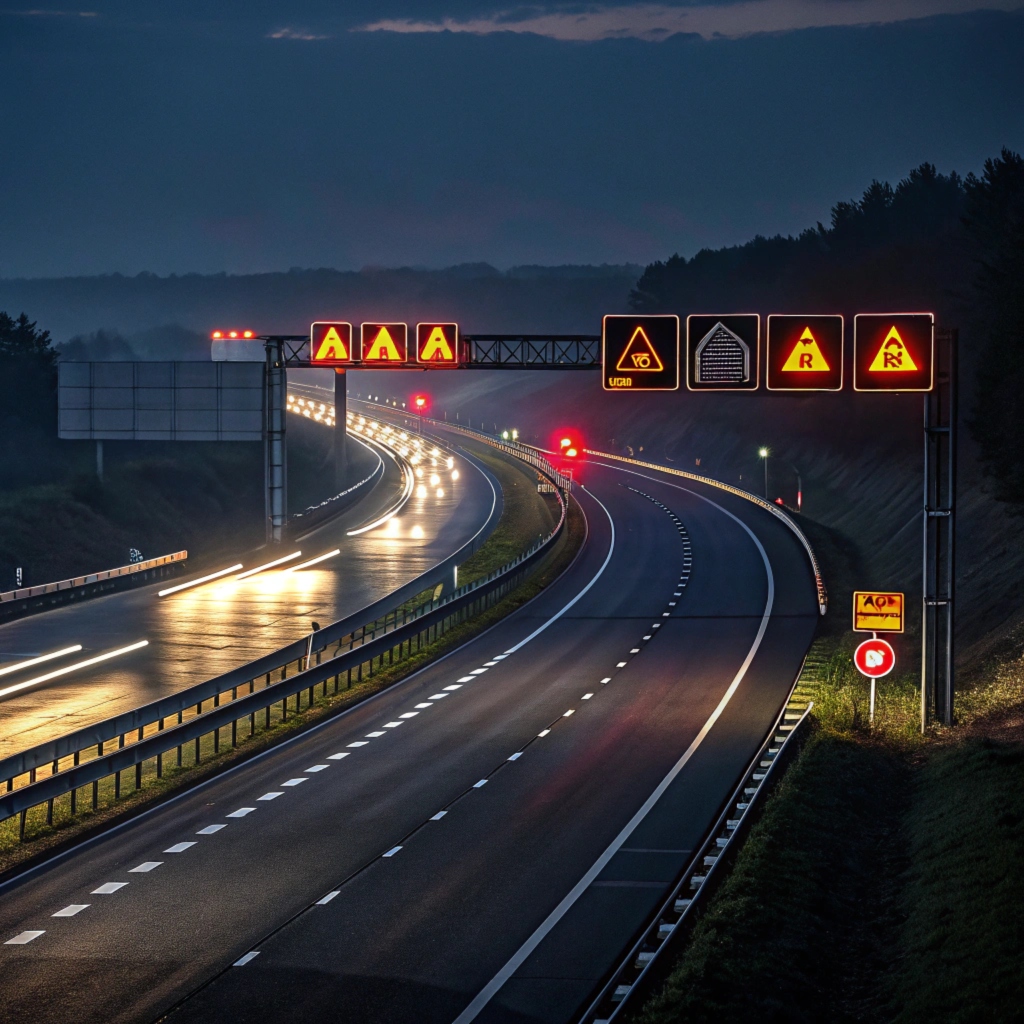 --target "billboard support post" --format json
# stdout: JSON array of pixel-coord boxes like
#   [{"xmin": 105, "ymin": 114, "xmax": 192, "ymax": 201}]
[
  {"xmin": 265, "ymin": 339, "xmax": 288, "ymax": 545},
  {"xmin": 921, "ymin": 328, "xmax": 957, "ymax": 729}
]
